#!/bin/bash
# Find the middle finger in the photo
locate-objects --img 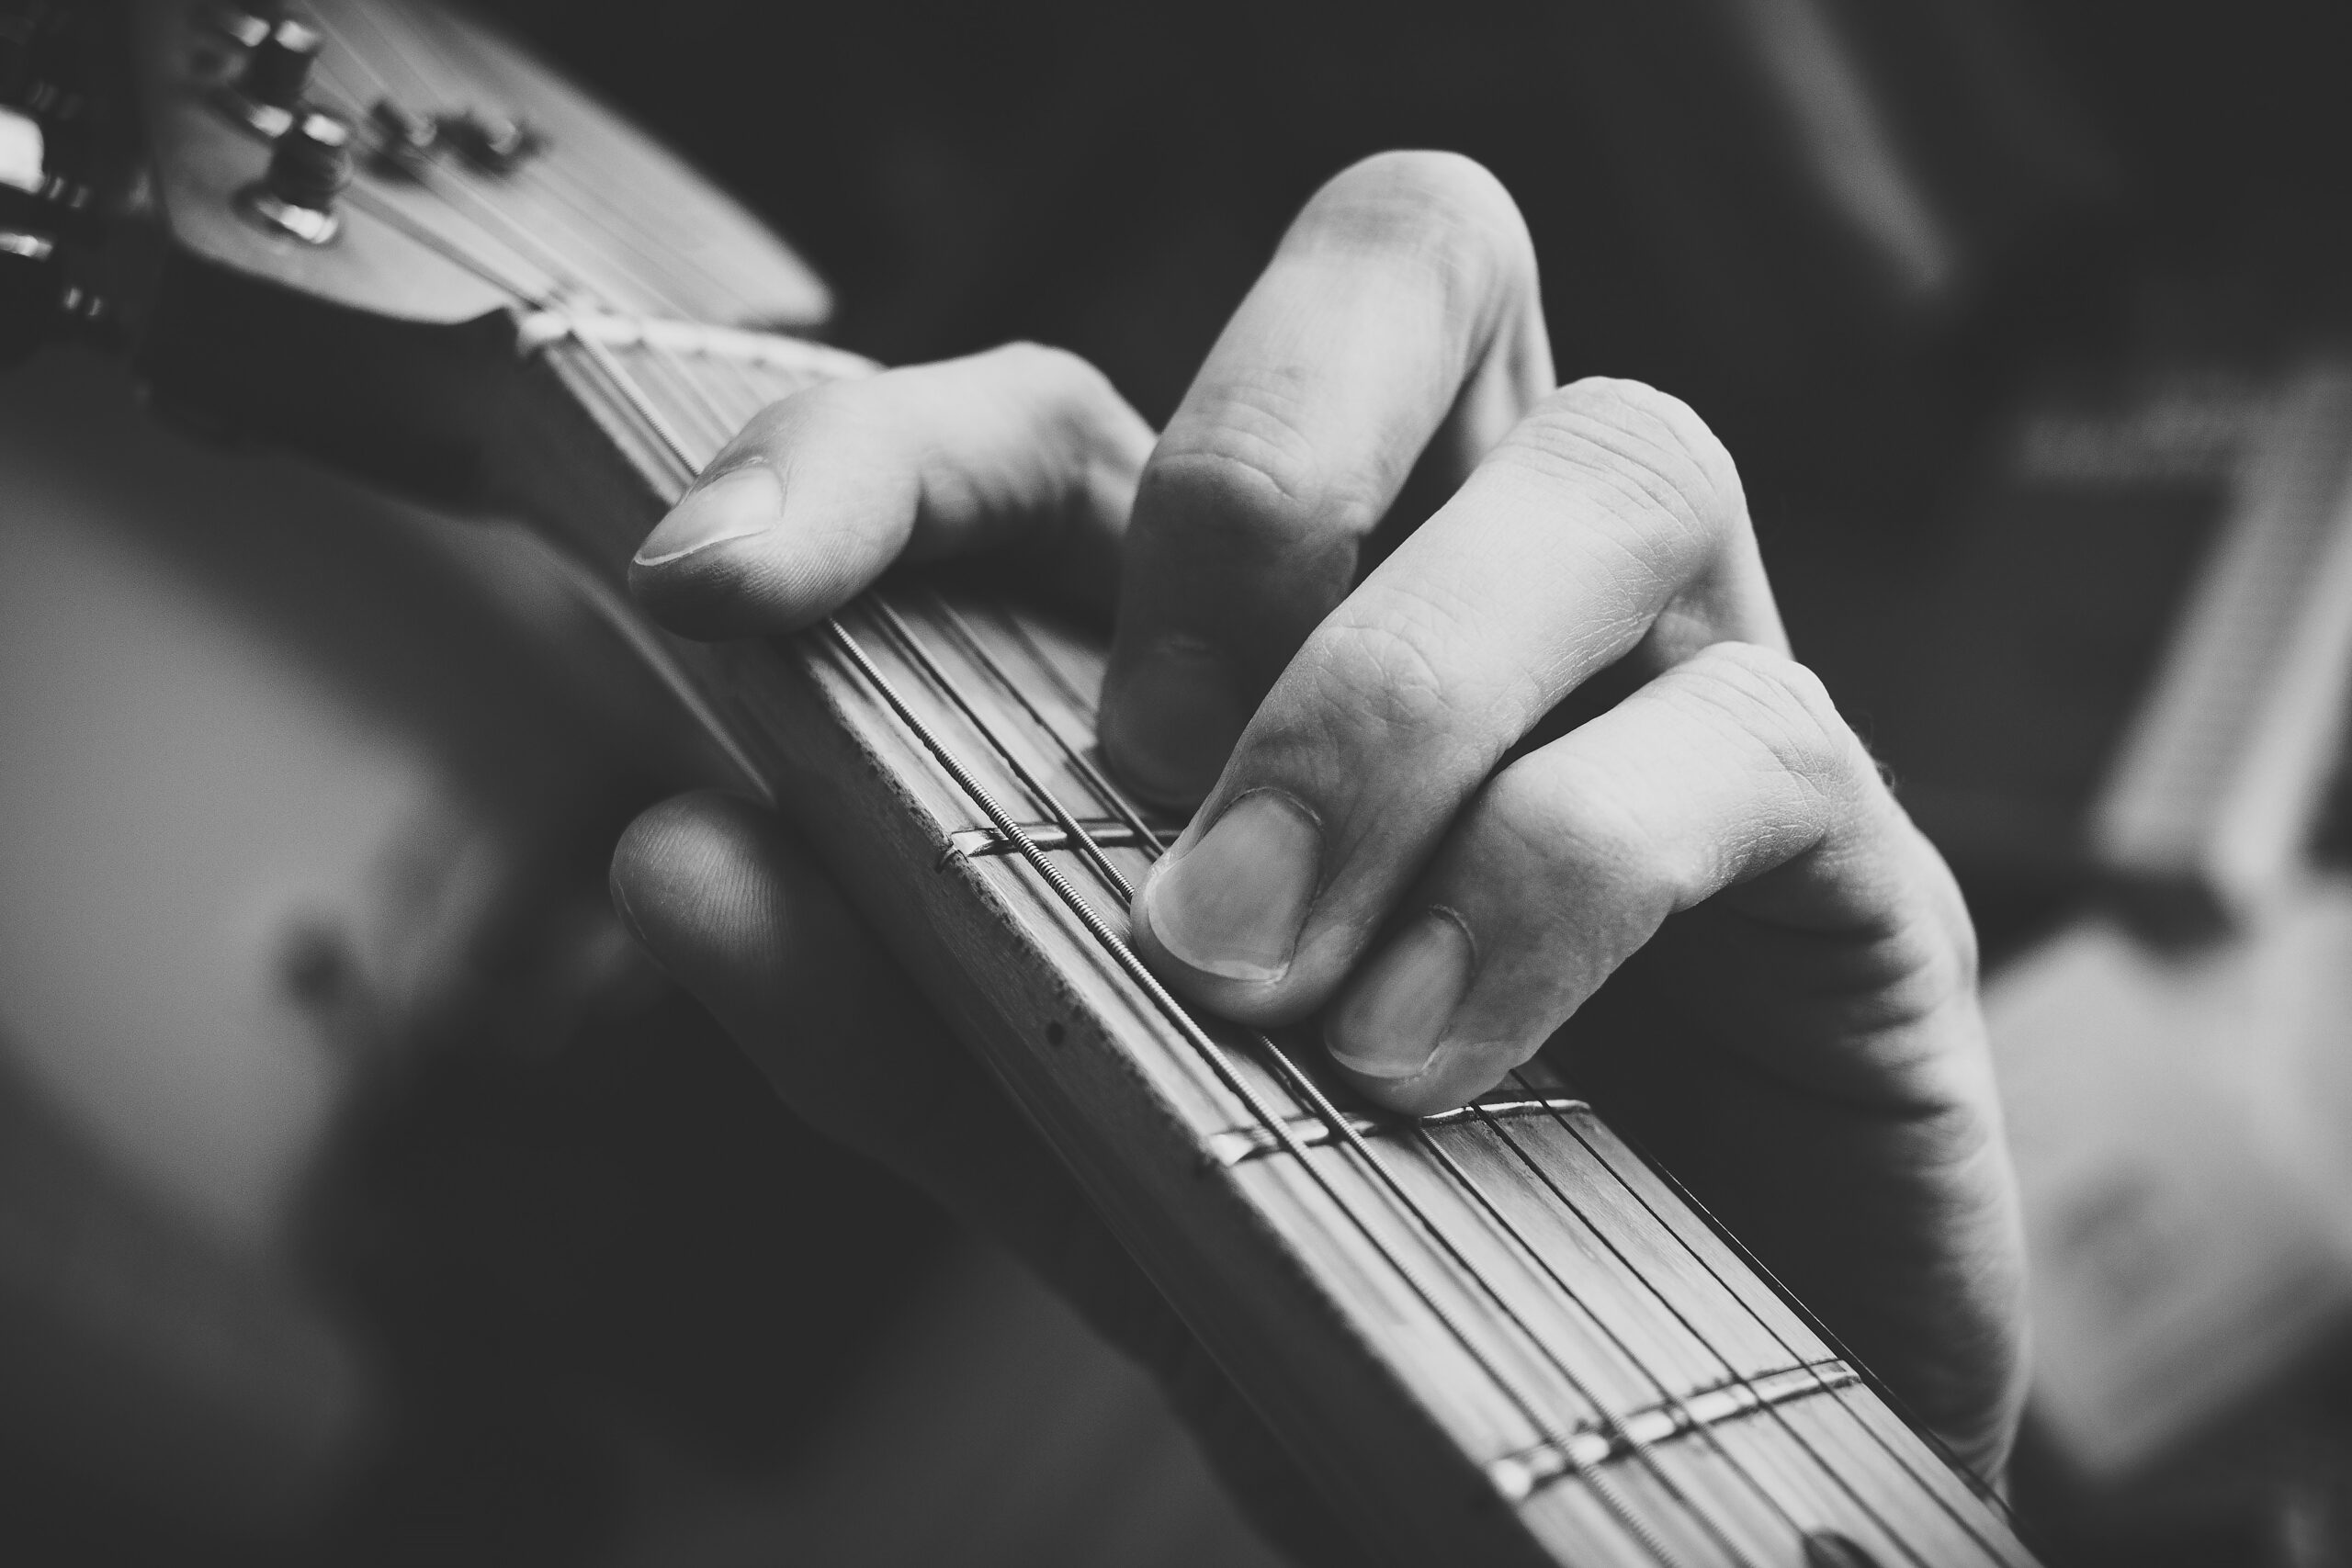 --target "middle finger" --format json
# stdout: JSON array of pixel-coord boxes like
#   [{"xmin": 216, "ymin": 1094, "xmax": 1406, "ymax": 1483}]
[{"xmin": 1130, "ymin": 376, "xmax": 1787, "ymax": 1024}]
